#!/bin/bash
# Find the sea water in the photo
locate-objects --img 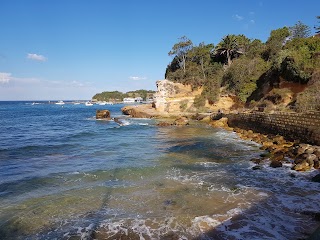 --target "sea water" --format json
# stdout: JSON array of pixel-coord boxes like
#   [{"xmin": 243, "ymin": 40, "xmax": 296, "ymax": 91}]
[{"xmin": 0, "ymin": 101, "xmax": 319, "ymax": 240}]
